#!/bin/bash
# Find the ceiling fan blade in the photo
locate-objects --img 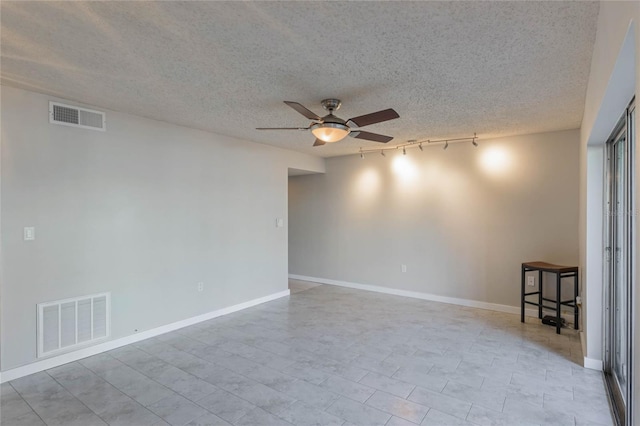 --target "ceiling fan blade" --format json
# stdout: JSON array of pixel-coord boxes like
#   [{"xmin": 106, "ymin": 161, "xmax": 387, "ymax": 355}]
[
  {"xmin": 346, "ymin": 108, "xmax": 399, "ymax": 128},
  {"xmin": 284, "ymin": 101, "xmax": 321, "ymax": 121},
  {"xmin": 349, "ymin": 130, "xmax": 393, "ymax": 143},
  {"xmin": 313, "ymin": 139, "xmax": 326, "ymax": 147},
  {"xmin": 256, "ymin": 127, "xmax": 309, "ymax": 130}
]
